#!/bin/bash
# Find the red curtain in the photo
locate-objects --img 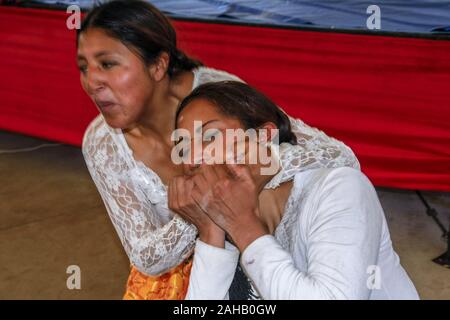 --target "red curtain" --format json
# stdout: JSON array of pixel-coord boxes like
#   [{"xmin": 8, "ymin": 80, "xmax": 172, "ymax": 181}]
[{"xmin": 1, "ymin": 7, "xmax": 449, "ymax": 191}]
